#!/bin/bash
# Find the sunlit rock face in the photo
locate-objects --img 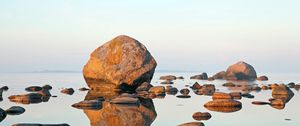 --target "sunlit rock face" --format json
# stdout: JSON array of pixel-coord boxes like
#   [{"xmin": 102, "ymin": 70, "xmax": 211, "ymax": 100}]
[
  {"xmin": 83, "ymin": 91, "xmax": 157, "ymax": 126},
  {"xmin": 83, "ymin": 35, "xmax": 157, "ymax": 91},
  {"xmin": 225, "ymin": 61, "xmax": 257, "ymax": 81}
]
